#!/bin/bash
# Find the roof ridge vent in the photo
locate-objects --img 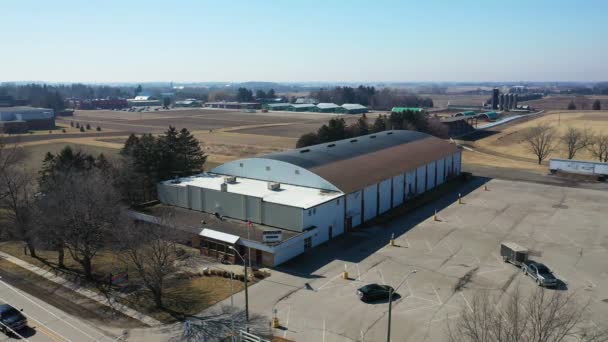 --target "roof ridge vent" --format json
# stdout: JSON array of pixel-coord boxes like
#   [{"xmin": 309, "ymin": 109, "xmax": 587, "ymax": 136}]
[
  {"xmin": 327, "ymin": 143, "xmax": 336, "ymax": 147},
  {"xmin": 386, "ymin": 132, "xmax": 393, "ymax": 135},
  {"xmin": 370, "ymin": 135, "xmax": 377, "ymax": 139},
  {"xmin": 350, "ymin": 139, "xmax": 358, "ymax": 143},
  {"xmin": 300, "ymin": 149, "xmax": 310, "ymax": 153}
]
